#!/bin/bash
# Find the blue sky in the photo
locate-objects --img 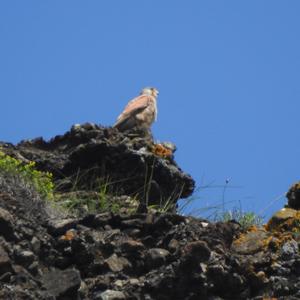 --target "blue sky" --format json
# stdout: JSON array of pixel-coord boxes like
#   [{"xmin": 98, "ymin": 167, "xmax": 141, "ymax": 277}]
[{"xmin": 1, "ymin": 1, "xmax": 300, "ymax": 220}]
